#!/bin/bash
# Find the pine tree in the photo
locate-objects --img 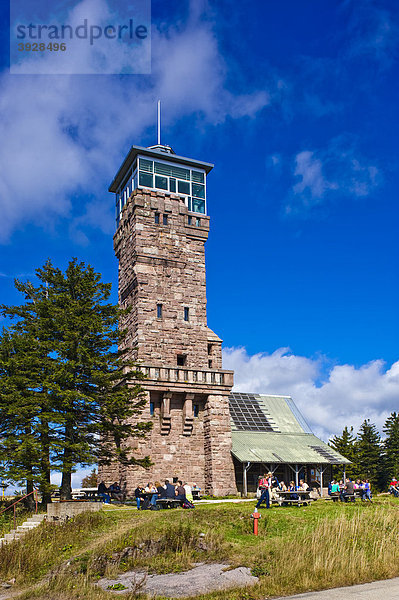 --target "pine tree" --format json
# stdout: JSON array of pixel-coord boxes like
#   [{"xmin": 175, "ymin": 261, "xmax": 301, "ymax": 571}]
[
  {"xmin": 0, "ymin": 258, "xmax": 153, "ymax": 502},
  {"xmin": 0, "ymin": 326, "xmax": 58, "ymax": 505},
  {"xmin": 382, "ymin": 412, "xmax": 399, "ymax": 487},
  {"xmin": 329, "ymin": 426, "xmax": 357, "ymax": 479},
  {"xmin": 355, "ymin": 419, "xmax": 382, "ymax": 490},
  {"xmin": 81, "ymin": 468, "xmax": 98, "ymax": 488}
]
